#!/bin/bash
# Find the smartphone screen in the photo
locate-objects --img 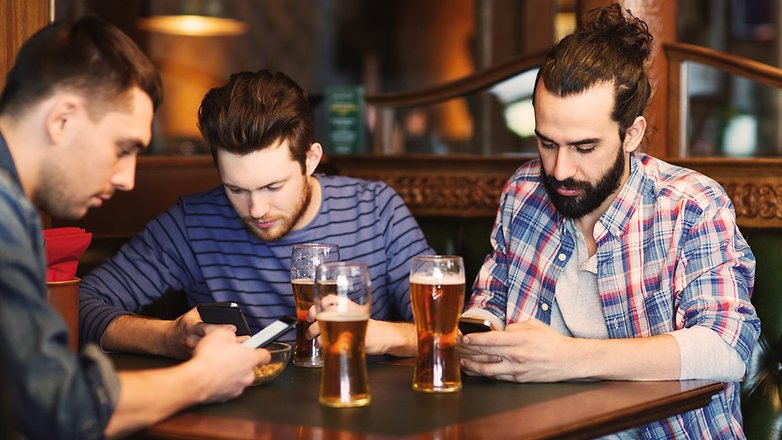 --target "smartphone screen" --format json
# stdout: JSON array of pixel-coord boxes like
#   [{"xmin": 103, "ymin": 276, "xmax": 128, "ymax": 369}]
[
  {"xmin": 197, "ymin": 302, "xmax": 252, "ymax": 336},
  {"xmin": 242, "ymin": 316, "xmax": 297, "ymax": 349}
]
